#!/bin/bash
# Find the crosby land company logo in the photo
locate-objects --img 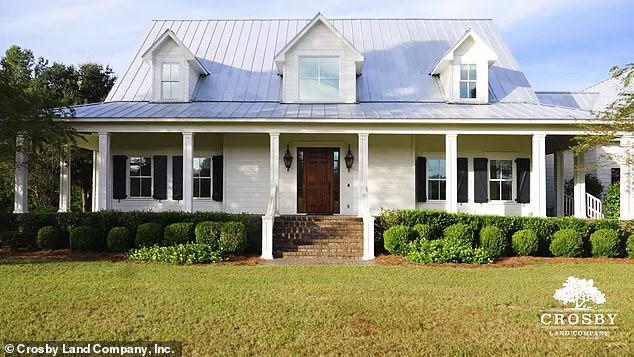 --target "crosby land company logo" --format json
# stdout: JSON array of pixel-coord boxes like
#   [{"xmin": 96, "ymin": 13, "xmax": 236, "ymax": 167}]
[{"xmin": 540, "ymin": 277, "xmax": 619, "ymax": 339}]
